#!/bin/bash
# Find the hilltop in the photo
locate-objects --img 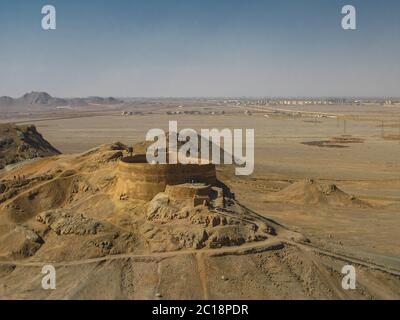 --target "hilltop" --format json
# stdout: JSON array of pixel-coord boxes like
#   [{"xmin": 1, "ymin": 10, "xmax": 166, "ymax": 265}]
[{"xmin": 0, "ymin": 123, "xmax": 60, "ymax": 169}]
